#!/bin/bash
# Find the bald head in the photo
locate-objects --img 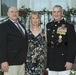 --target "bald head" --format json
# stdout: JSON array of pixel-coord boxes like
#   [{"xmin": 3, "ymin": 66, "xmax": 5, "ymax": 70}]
[
  {"xmin": 7, "ymin": 6, "xmax": 19, "ymax": 21},
  {"xmin": 7, "ymin": 6, "xmax": 18, "ymax": 13}
]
